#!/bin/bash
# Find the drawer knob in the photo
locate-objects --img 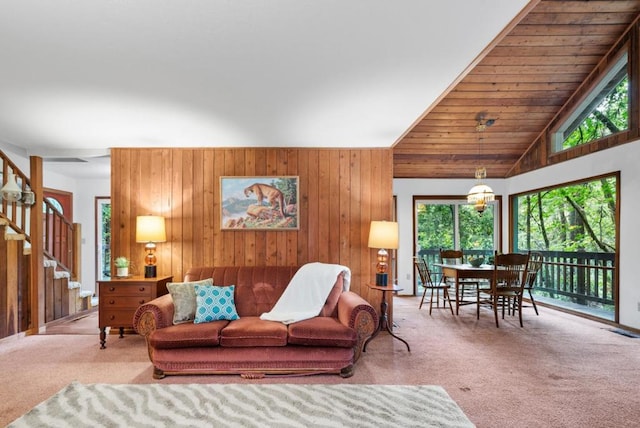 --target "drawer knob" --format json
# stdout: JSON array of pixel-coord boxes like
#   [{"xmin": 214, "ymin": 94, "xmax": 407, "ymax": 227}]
[
  {"xmin": 109, "ymin": 287, "xmax": 115, "ymax": 292},
  {"xmin": 109, "ymin": 315, "xmax": 115, "ymax": 320},
  {"xmin": 109, "ymin": 300, "xmax": 115, "ymax": 305},
  {"xmin": 139, "ymin": 300, "xmax": 146, "ymax": 304},
  {"xmin": 139, "ymin": 287, "xmax": 146, "ymax": 292}
]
